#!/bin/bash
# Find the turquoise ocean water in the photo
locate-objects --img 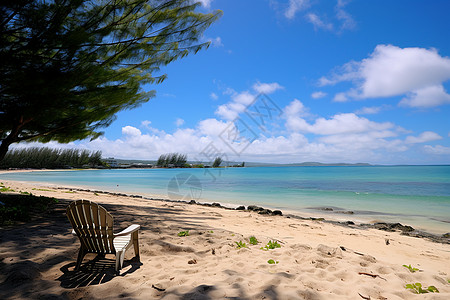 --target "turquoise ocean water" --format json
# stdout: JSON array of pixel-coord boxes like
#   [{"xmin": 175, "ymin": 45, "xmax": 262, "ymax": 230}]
[{"xmin": 1, "ymin": 166, "xmax": 449, "ymax": 234}]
